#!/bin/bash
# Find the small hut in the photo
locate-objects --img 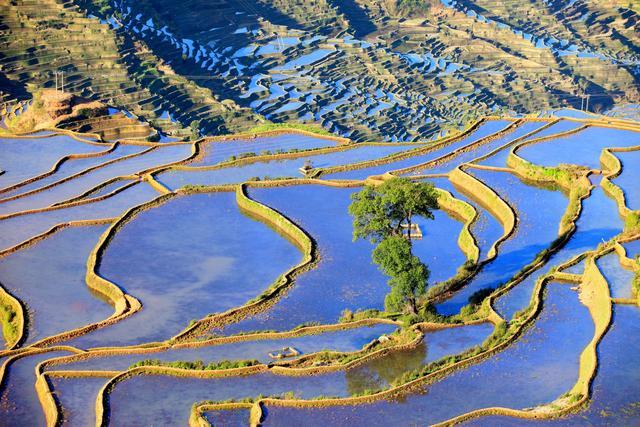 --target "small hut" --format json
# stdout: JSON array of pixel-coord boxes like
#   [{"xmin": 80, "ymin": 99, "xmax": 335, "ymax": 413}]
[
  {"xmin": 299, "ymin": 159, "xmax": 314, "ymax": 176},
  {"xmin": 268, "ymin": 346, "xmax": 300, "ymax": 359},
  {"xmin": 401, "ymin": 223, "xmax": 423, "ymax": 239}
]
